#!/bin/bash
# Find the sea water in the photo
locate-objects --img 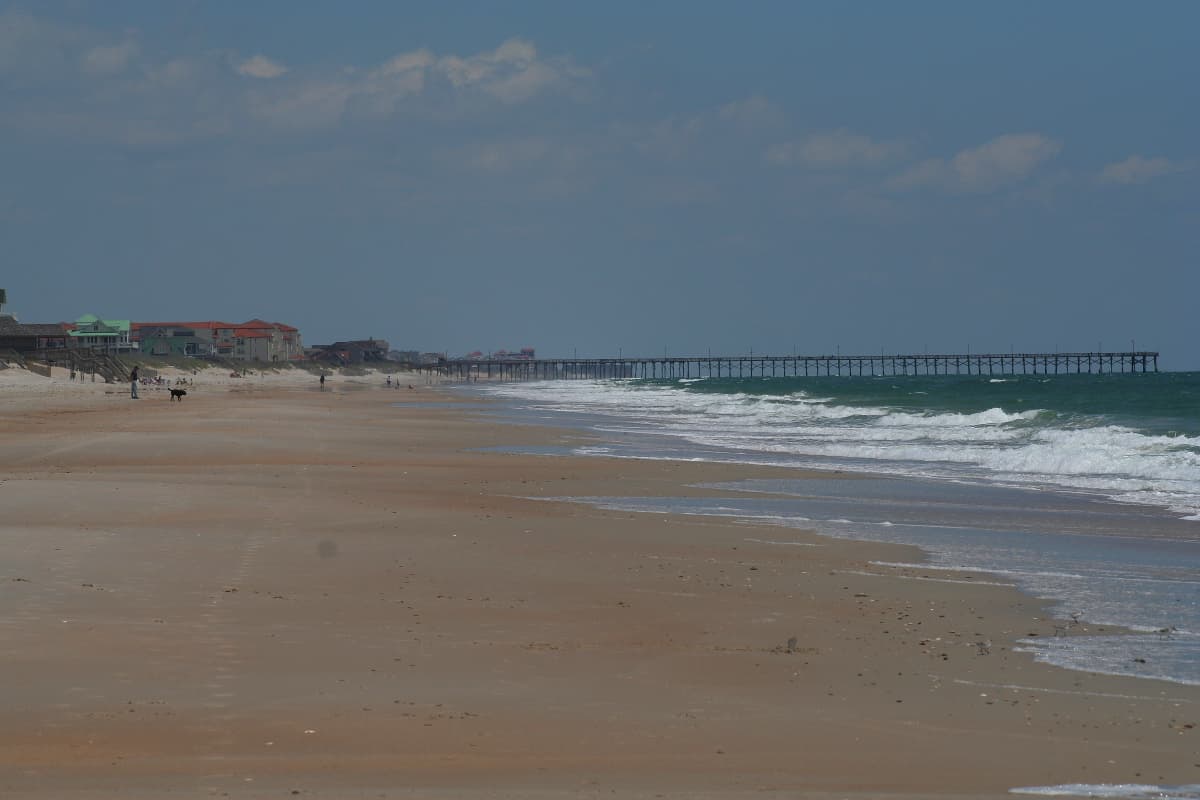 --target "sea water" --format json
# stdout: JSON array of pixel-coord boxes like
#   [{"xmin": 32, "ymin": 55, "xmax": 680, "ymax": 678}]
[{"xmin": 471, "ymin": 373, "xmax": 1200, "ymax": 688}]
